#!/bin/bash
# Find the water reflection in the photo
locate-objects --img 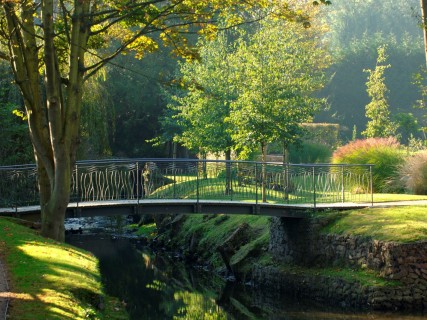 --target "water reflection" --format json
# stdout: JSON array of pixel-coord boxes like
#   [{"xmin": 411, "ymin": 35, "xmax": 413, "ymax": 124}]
[{"xmin": 67, "ymin": 235, "xmax": 427, "ymax": 320}]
